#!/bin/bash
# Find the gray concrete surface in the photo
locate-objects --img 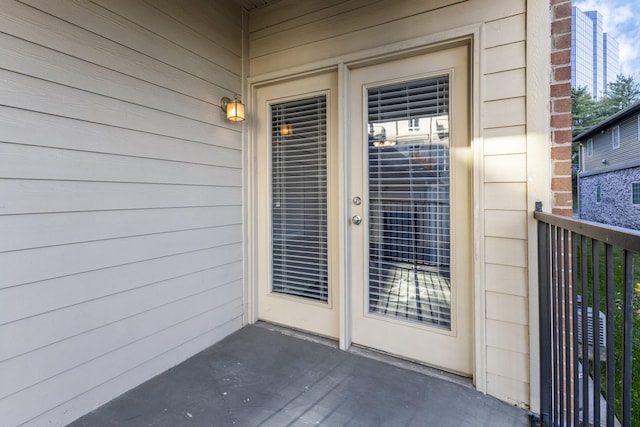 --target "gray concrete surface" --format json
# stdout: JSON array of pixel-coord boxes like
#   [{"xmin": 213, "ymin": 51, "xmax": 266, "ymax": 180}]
[{"xmin": 68, "ymin": 324, "xmax": 530, "ymax": 427}]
